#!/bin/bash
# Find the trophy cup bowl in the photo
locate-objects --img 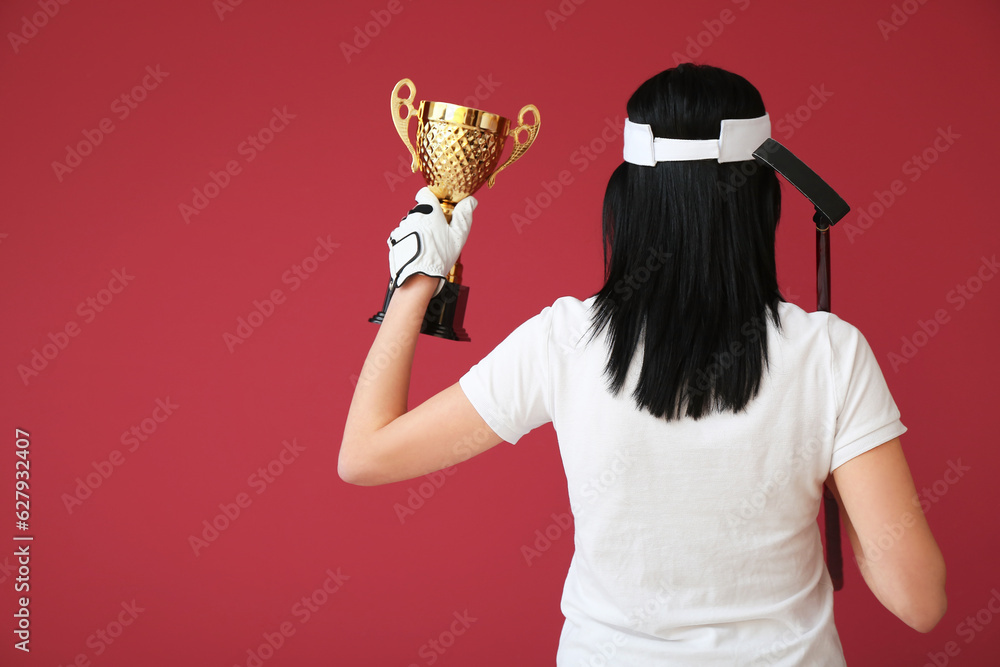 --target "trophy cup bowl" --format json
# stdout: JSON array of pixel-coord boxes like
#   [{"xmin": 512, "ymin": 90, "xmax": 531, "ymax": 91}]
[{"xmin": 368, "ymin": 78, "xmax": 540, "ymax": 341}]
